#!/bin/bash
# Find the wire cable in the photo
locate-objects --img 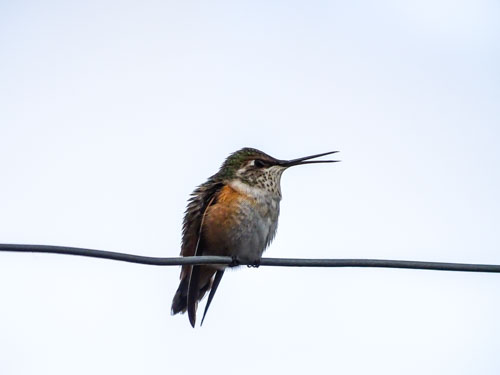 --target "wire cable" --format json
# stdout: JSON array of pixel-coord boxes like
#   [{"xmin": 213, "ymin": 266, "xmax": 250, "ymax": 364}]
[{"xmin": 1, "ymin": 243, "xmax": 499, "ymax": 273}]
